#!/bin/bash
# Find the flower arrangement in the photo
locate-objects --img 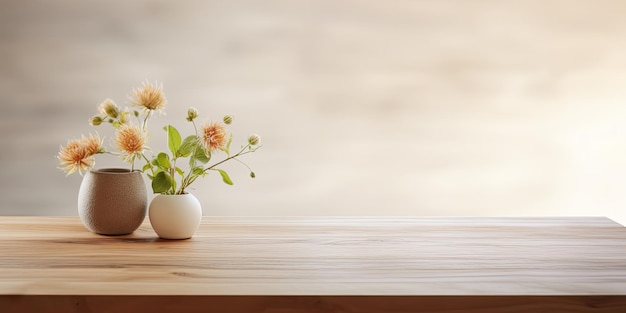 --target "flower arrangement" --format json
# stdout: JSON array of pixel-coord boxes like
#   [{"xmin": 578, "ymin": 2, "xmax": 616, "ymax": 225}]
[{"xmin": 57, "ymin": 81, "xmax": 260, "ymax": 195}]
